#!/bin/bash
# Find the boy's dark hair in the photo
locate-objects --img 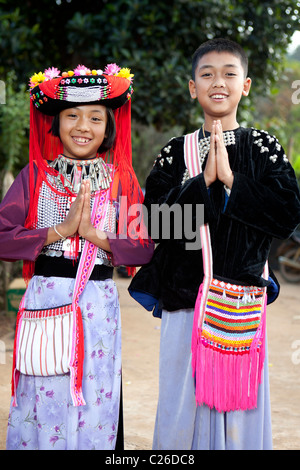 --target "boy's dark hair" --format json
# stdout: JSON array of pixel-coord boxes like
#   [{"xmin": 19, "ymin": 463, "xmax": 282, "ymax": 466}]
[
  {"xmin": 192, "ymin": 38, "xmax": 248, "ymax": 80},
  {"xmin": 50, "ymin": 107, "xmax": 116, "ymax": 154}
]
